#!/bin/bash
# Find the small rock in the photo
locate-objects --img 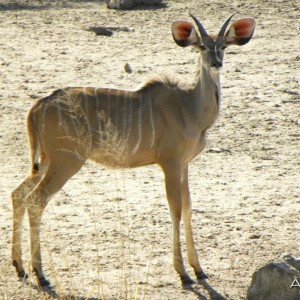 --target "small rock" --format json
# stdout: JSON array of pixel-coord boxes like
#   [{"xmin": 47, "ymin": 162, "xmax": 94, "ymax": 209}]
[
  {"xmin": 124, "ymin": 63, "xmax": 132, "ymax": 74},
  {"xmin": 29, "ymin": 94, "xmax": 39, "ymax": 99},
  {"xmin": 249, "ymin": 234, "xmax": 261, "ymax": 239},
  {"xmin": 87, "ymin": 26, "xmax": 113, "ymax": 36},
  {"xmin": 207, "ymin": 148, "xmax": 231, "ymax": 154}
]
